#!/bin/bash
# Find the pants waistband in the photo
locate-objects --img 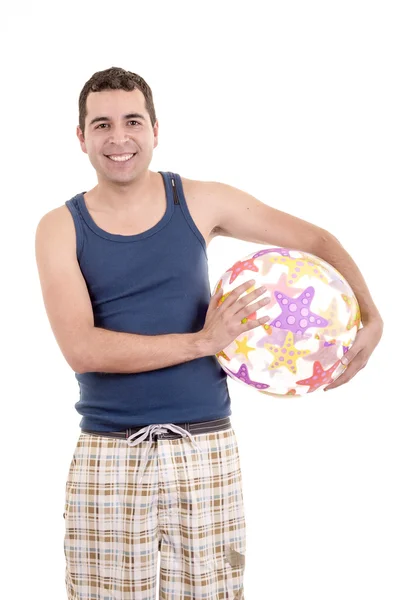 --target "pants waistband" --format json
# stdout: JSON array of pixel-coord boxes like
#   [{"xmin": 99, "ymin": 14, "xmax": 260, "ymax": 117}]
[{"xmin": 81, "ymin": 416, "xmax": 231, "ymax": 440}]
